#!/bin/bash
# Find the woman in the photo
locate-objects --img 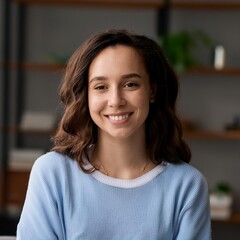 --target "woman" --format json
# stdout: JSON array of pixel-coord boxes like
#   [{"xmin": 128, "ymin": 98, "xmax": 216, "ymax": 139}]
[{"xmin": 17, "ymin": 29, "xmax": 211, "ymax": 239}]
